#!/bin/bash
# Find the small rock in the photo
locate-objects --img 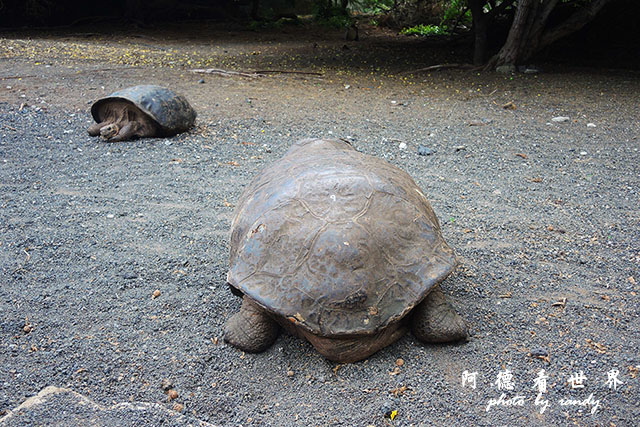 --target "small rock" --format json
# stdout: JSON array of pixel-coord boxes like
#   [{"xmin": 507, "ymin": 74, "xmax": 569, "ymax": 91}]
[
  {"xmin": 530, "ymin": 348, "xmax": 548, "ymax": 357},
  {"xmin": 172, "ymin": 403, "xmax": 184, "ymax": 412},
  {"xmin": 198, "ymin": 79, "xmax": 205, "ymax": 84},
  {"xmin": 161, "ymin": 379, "xmax": 173, "ymax": 391},
  {"xmin": 580, "ymin": 151, "xmax": 588, "ymax": 156},
  {"xmin": 106, "ymin": 214, "xmax": 115, "ymax": 219},
  {"xmin": 454, "ymin": 145, "xmax": 466, "ymax": 152},
  {"xmin": 122, "ymin": 272, "xmax": 138, "ymax": 280},
  {"xmin": 518, "ymin": 65, "xmax": 540, "ymax": 74},
  {"xmin": 167, "ymin": 389, "xmax": 178, "ymax": 400},
  {"xmin": 23, "ymin": 324, "xmax": 32, "ymax": 334},
  {"xmin": 398, "ymin": 142, "xmax": 407, "ymax": 150},
  {"xmin": 417, "ymin": 145, "xmax": 435, "ymax": 156},
  {"xmin": 152, "ymin": 289, "xmax": 161, "ymax": 299},
  {"xmin": 287, "ymin": 370, "xmax": 294, "ymax": 377},
  {"xmin": 496, "ymin": 64, "xmax": 516, "ymax": 74},
  {"xmin": 395, "ymin": 358, "xmax": 404, "ymax": 367},
  {"xmin": 344, "ymin": 84, "xmax": 351, "ymax": 89},
  {"xmin": 552, "ymin": 116, "xmax": 570, "ymax": 123},
  {"xmin": 262, "ymin": 144, "xmax": 272, "ymax": 153},
  {"xmin": 587, "ymin": 123, "xmax": 596, "ymax": 128}
]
